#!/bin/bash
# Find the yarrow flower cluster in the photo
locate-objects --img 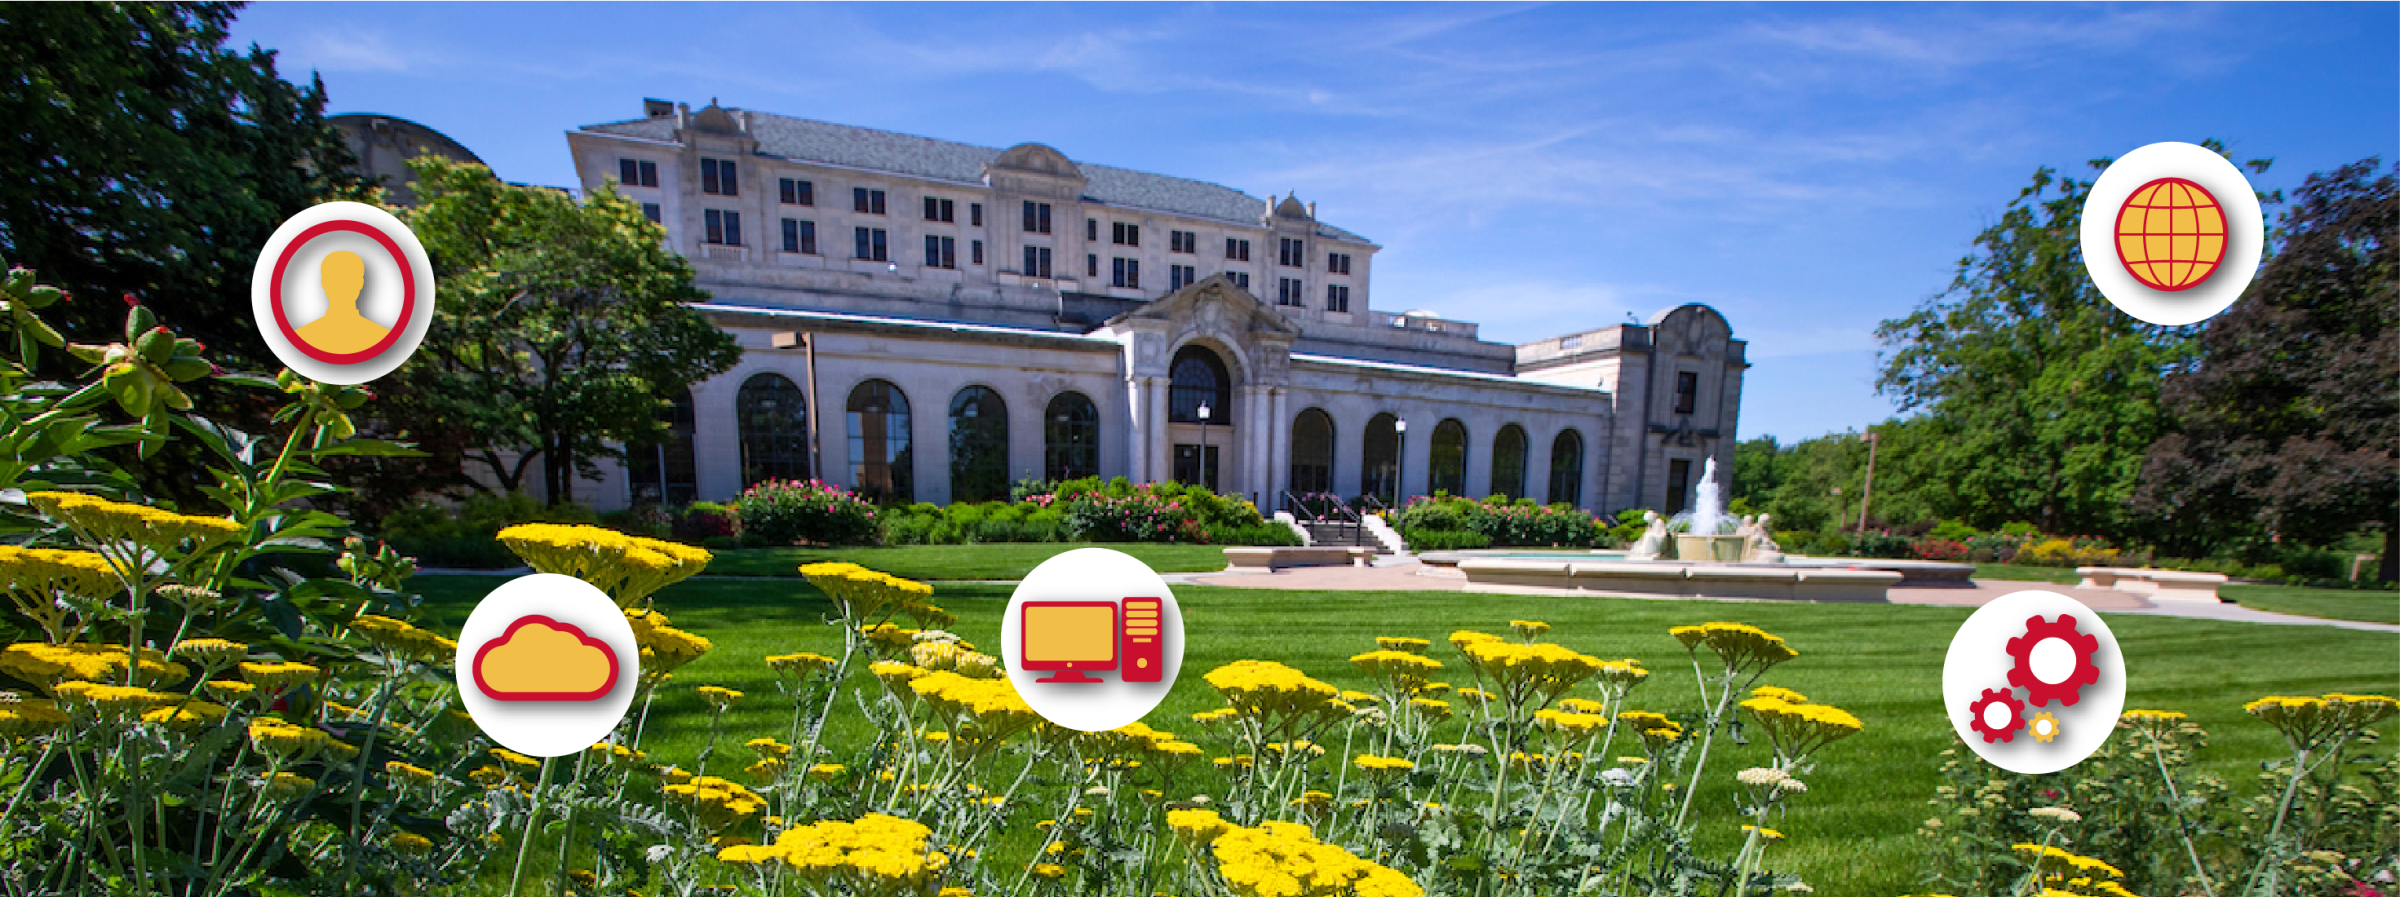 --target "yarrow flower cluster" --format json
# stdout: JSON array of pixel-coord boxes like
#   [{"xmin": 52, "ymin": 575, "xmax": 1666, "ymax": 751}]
[
  {"xmin": 1206, "ymin": 818, "xmax": 1424, "ymax": 897},
  {"xmin": 1738, "ymin": 694, "xmax": 1864, "ymax": 762},
  {"xmin": 799, "ymin": 562, "xmax": 939, "ymax": 625},
  {"xmin": 1671, "ymin": 622, "xmax": 1799, "ymax": 677},
  {"xmin": 495, "ymin": 523, "xmax": 711, "ymax": 606},
  {"xmin": 717, "ymin": 813, "xmax": 950, "ymax": 894},
  {"xmin": 2243, "ymin": 693, "xmax": 2398, "ymax": 751},
  {"xmin": 24, "ymin": 491, "xmax": 241, "ymax": 556},
  {"xmin": 0, "ymin": 641, "xmax": 186, "ymax": 687}
]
